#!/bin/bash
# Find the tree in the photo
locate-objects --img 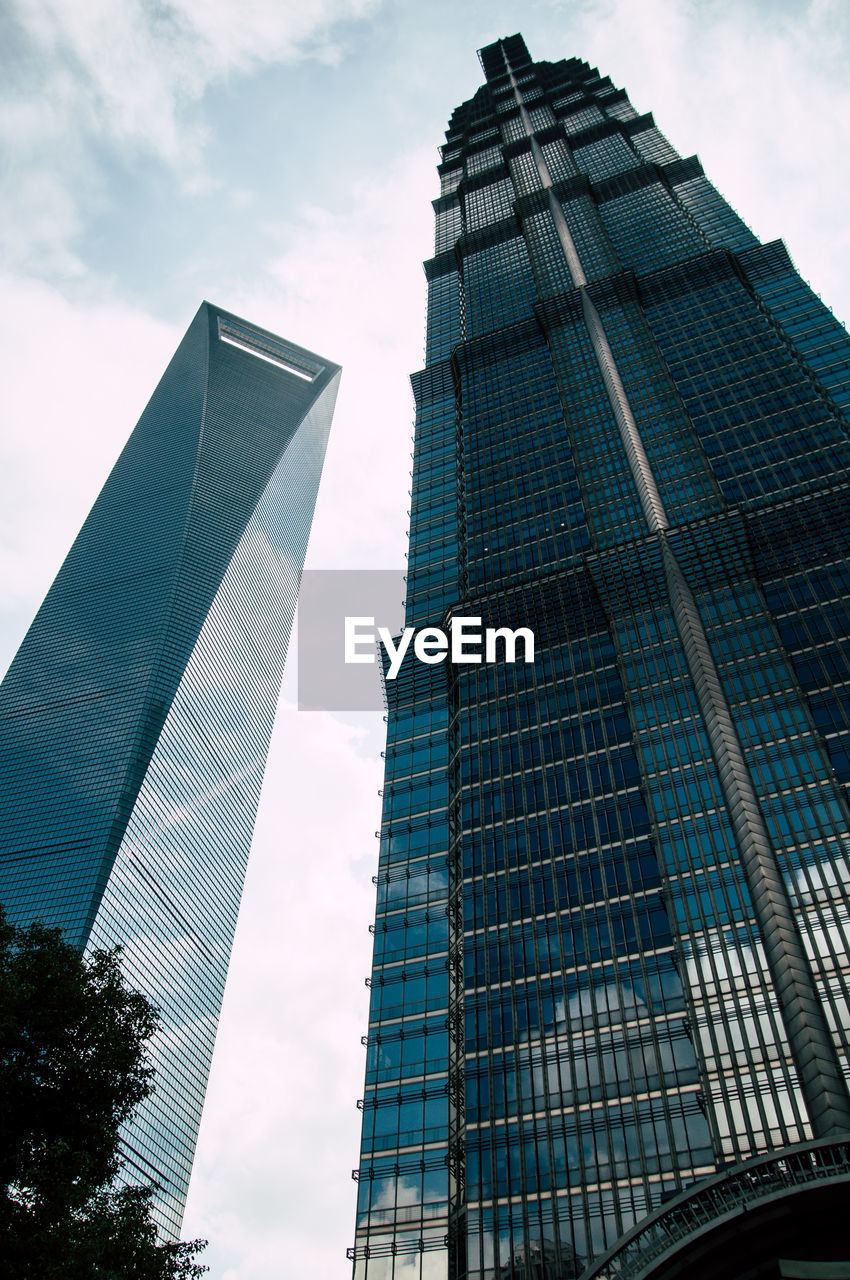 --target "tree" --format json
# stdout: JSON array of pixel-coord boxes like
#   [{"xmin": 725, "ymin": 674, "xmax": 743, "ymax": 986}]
[{"xmin": 0, "ymin": 909, "xmax": 207, "ymax": 1278}]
